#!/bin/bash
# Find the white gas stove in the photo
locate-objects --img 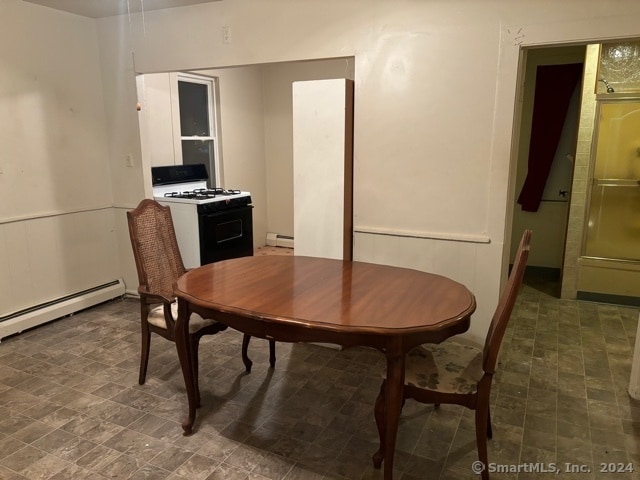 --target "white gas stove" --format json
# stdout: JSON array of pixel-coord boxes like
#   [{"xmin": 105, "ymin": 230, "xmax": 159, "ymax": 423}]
[{"xmin": 151, "ymin": 164, "xmax": 254, "ymax": 268}]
